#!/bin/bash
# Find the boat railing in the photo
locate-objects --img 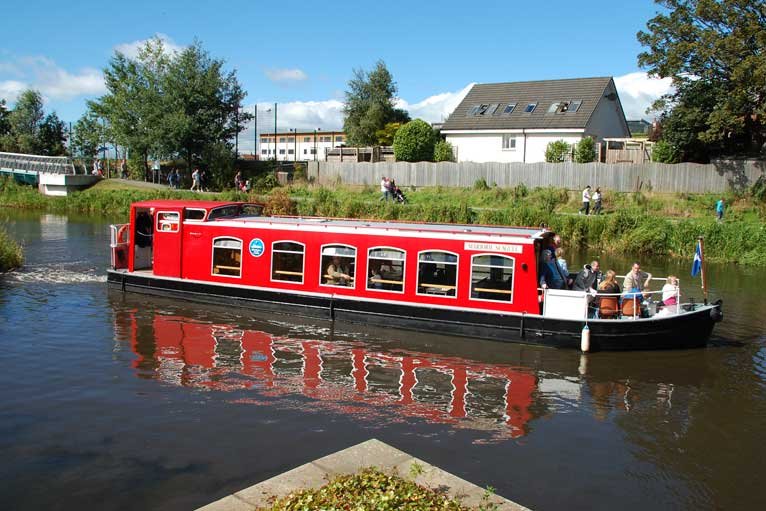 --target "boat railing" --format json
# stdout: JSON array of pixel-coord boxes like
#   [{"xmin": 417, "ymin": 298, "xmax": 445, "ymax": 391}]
[{"xmin": 539, "ymin": 285, "xmax": 684, "ymax": 320}]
